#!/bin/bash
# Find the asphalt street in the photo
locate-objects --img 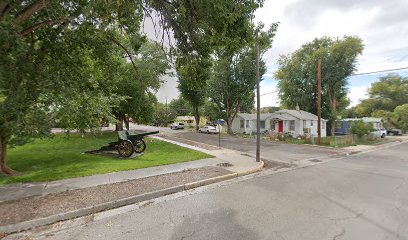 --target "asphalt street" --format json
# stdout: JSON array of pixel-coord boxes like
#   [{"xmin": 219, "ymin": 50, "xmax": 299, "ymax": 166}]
[
  {"xmin": 8, "ymin": 141, "xmax": 408, "ymax": 240},
  {"xmin": 170, "ymin": 131, "xmax": 344, "ymax": 164}
]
